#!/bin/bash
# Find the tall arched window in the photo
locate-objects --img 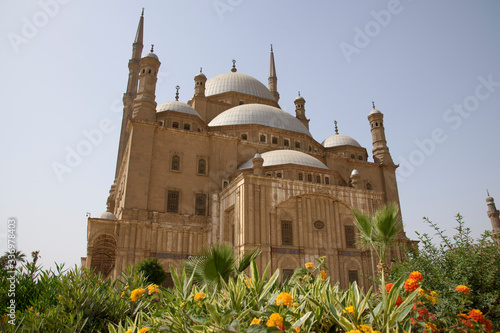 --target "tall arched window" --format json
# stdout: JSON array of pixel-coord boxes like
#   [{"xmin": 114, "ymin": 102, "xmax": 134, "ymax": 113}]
[
  {"xmin": 325, "ymin": 177, "xmax": 330, "ymax": 185},
  {"xmin": 198, "ymin": 159, "xmax": 206, "ymax": 174},
  {"xmin": 298, "ymin": 173, "xmax": 303, "ymax": 181},
  {"xmin": 171, "ymin": 155, "xmax": 180, "ymax": 171},
  {"xmin": 307, "ymin": 174, "xmax": 312, "ymax": 182},
  {"xmin": 316, "ymin": 175, "xmax": 321, "ymax": 183}
]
